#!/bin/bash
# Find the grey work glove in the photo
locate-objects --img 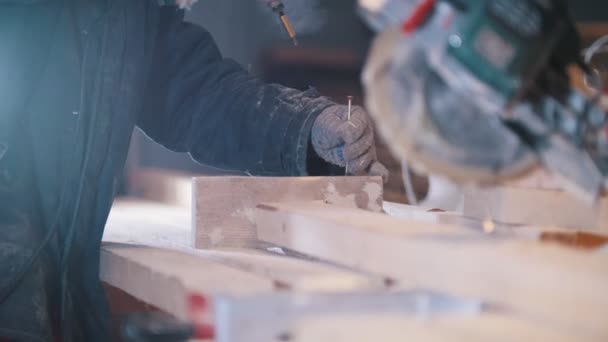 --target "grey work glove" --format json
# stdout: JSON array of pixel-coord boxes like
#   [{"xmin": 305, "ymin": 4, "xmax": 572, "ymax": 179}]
[{"xmin": 311, "ymin": 105, "xmax": 389, "ymax": 182}]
